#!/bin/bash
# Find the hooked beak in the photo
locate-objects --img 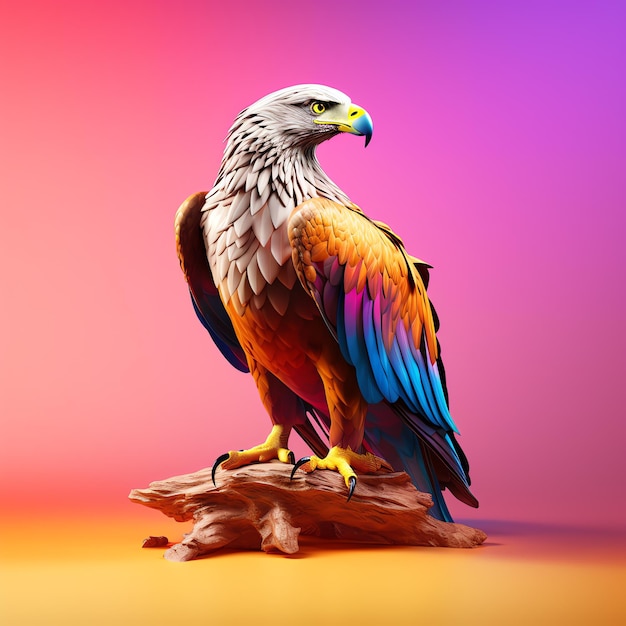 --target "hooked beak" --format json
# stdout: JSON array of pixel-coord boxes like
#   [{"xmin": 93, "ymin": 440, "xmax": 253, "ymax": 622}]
[{"xmin": 314, "ymin": 103, "xmax": 373, "ymax": 147}]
